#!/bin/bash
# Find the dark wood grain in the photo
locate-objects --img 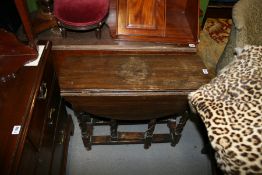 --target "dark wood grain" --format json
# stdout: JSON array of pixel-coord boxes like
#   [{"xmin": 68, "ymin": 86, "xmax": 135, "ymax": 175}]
[
  {"xmin": 185, "ymin": 0, "xmax": 199, "ymax": 43},
  {"xmin": 64, "ymin": 95, "xmax": 188, "ymax": 120},
  {"xmin": 0, "ymin": 41, "xmax": 73, "ymax": 175},
  {"xmin": 59, "ymin": 54, "xmax": 209, "ymax": 91},
  {"xmin": 0, "ymin": 41, "xmax": 50, "ymax": 175},
  {"xmin": 91, "ymin": 132, "xmax": 171, "ymax": 144},
  {"xmin": 109, "ymin": 0, "xmax": 199, "ymax": 44},
  {"xmin": 58, "ymin": 54, "xmax": 210, "ymax": 120},
  {"xmin": 117, "ymin": 0, "xmax": 165, "ymax": 36}
]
